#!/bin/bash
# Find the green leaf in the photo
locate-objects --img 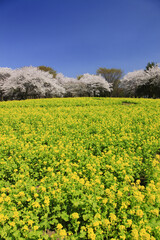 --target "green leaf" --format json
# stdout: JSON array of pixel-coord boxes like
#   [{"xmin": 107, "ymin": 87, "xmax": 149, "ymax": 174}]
[
  {"xmin": 79, "ymin": 231, "xmax": 86, "ymax": 238},
  {"xmin": 83, "ymin": 214, "xmax": 90, "ymax": 221},
  {"xmin": 61, "ymin": 212, "xmax": 69, "ymax": 221}
]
